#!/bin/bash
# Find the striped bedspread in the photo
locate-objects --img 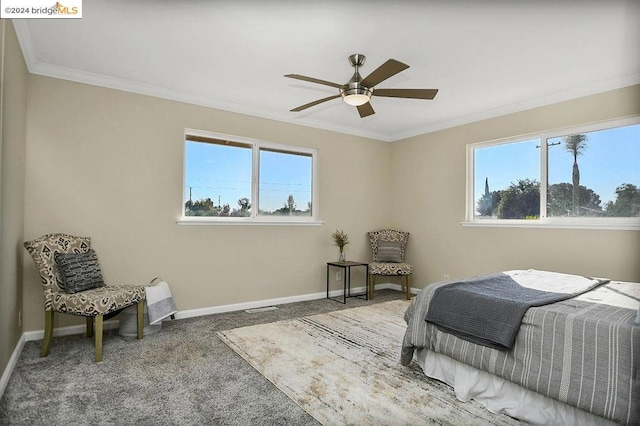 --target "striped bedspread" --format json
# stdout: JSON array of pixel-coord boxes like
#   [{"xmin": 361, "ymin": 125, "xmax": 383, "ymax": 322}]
[{"xmin": 401, "ymin": 278, "xmax": 640, "ymax": 425}]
